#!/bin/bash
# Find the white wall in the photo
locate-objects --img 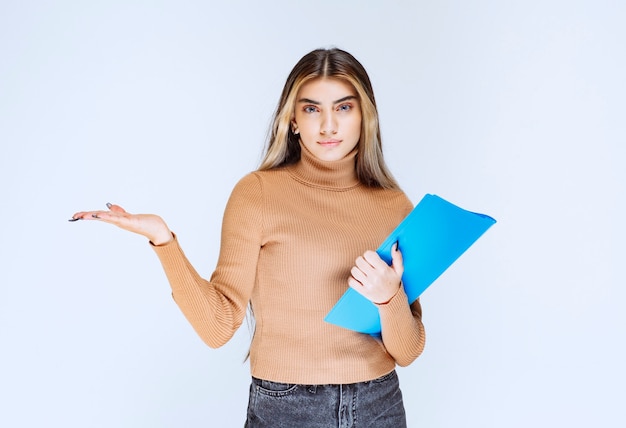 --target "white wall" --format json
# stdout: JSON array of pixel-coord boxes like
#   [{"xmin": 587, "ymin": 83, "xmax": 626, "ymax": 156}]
[{"xmin": 1, "ymin": 1, "xmax": 624, "ymax": 427}]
